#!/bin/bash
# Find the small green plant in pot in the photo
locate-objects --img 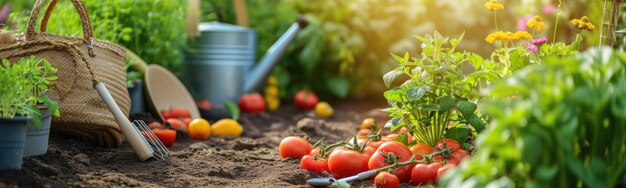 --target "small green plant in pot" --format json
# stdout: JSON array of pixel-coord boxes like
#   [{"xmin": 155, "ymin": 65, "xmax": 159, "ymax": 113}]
[
  {"xmin": 15, "ymin": 56, "xmax": 59, "ymax": 157},
  {"xmin": 0, "ymin": 57, "xmax": 42, "ymax": 169}
]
